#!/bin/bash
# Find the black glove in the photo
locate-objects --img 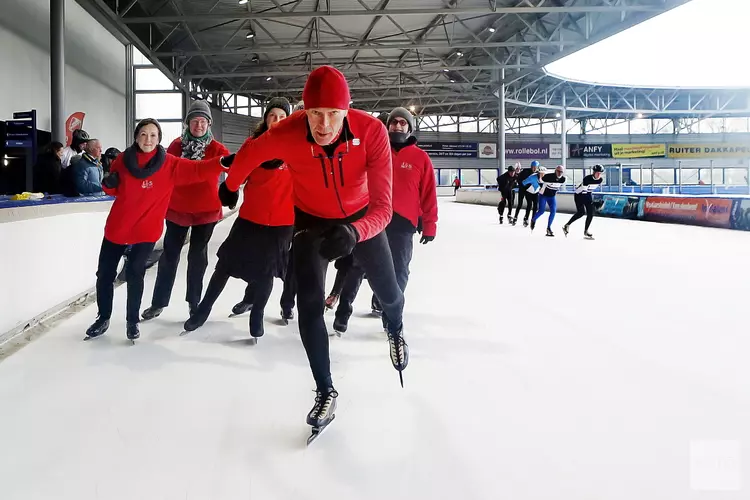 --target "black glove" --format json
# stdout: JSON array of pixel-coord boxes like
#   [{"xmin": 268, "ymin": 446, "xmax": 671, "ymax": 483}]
[
  {"xmin": 220, "ymin": 153, "xmax": 236, "ymax": 168},
  {"xmin": 102, "ymin": 172, "xmax": 120, "ymax": 189},
  {"xmin": 319, "ymin": 224, "xmax": 359, "ymax": 261},
  {"xmin": 218, "ymin": 181, "xmax": 239, "ymax": 210},
  {"xmin": 416, "ymin": 216, "xmax": 423, "ymax": 234},
  {"xmin": 420, "ymin": 235, "xmax": 434, "ymax": 245}
]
